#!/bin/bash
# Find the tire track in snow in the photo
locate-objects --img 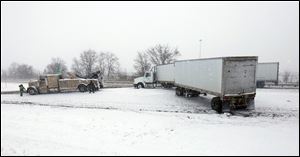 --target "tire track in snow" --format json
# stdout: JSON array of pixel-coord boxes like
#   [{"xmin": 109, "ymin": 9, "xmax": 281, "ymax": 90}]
[
  {"xmin": 1, "ymin": 100, "xmax": 119, "ymax": 111},
  {"xmin": 1, "ymin": 100, "xmax": 214, "ymax": 115},
  {"xmin": 1, "ymin": 100, "xmax": 298, "ymax": 118}
]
